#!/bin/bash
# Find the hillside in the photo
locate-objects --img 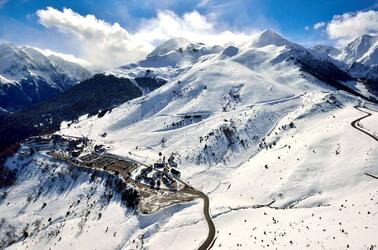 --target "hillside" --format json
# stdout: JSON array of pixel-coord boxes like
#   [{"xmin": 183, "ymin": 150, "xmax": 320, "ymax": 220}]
[{"xmin": 1, "ymin": 30, "xmax": 377, "ymax": 250}]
